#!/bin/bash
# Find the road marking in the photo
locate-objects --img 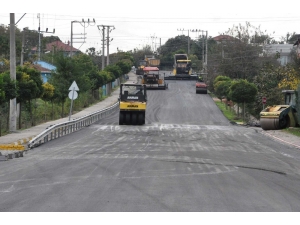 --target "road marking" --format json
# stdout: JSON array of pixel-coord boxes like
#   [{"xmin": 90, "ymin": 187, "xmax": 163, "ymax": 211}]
[{"xmin": 0, "ymin": 185, "xmax": 14, "ymax": 193}]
